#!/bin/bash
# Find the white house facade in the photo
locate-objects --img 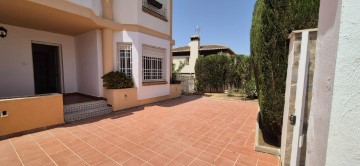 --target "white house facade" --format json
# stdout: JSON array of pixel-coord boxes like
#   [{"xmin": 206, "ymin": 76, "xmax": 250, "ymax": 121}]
[{"xmin": 0, "ymin": 0, "xmax": 174, "ymax": 100}]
